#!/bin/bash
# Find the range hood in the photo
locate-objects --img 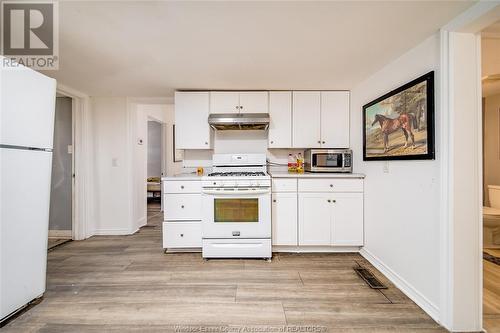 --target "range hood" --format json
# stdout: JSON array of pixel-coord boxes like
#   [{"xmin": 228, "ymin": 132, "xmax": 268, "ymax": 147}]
[{"xmin": 208, "ymin": 113, "xmax": 270, "ymax": 130}]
